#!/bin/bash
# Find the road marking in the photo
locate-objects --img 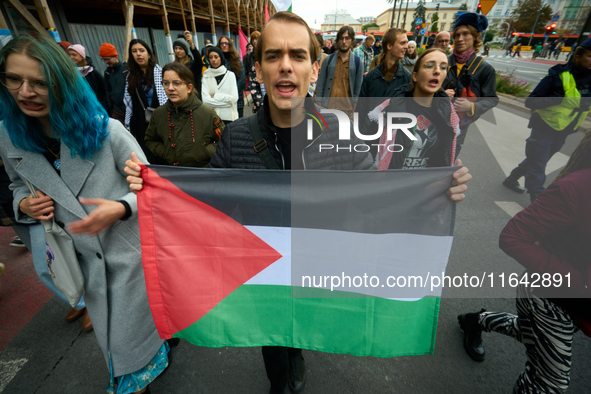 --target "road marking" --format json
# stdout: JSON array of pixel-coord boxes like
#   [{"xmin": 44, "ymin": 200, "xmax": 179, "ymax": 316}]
[
  {"xmin": 495, "ymin": 201, "xmax": 524, "ymax": 218},
  {"xmin": 476, "ymin": 108, "xmax": 570, "ymax": 177},
  {"xmin": 0, "ymin": 358, "xmax": 28, "ymax": 393}
]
